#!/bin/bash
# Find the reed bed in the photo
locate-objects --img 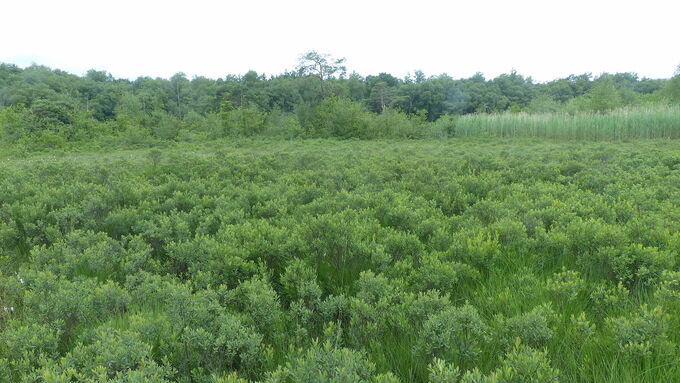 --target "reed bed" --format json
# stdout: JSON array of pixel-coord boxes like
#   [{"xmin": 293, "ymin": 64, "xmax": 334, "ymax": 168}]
[{"xmin": 453, "ymin": 105, "xmax": 680, "ymax": 140}]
